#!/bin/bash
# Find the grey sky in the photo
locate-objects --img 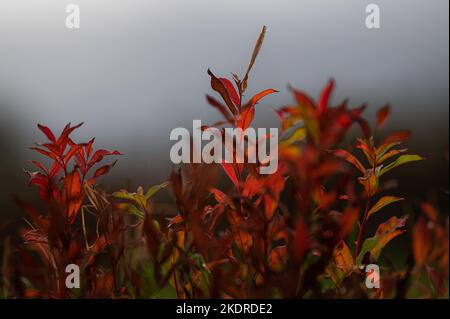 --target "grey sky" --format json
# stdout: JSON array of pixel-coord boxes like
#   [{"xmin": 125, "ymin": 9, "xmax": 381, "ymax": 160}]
[{"xmin": 0, "ymin": 0, "xmax": 448, "ymax": 185}]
